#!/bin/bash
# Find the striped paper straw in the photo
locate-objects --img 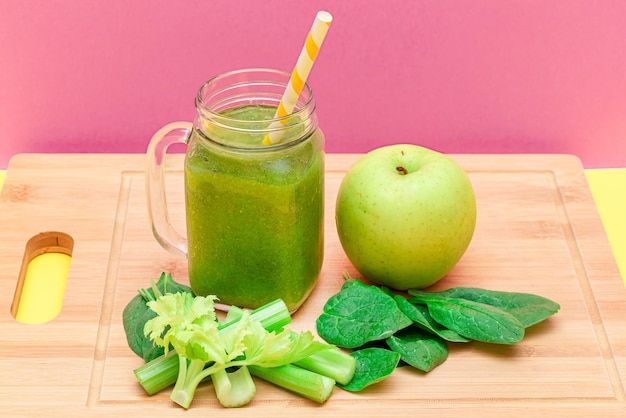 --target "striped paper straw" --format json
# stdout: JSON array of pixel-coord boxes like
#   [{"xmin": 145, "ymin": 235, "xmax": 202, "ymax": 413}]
[{"xmin": 263, "ymin": 11, "xmax": 333, "ymax": 145}]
